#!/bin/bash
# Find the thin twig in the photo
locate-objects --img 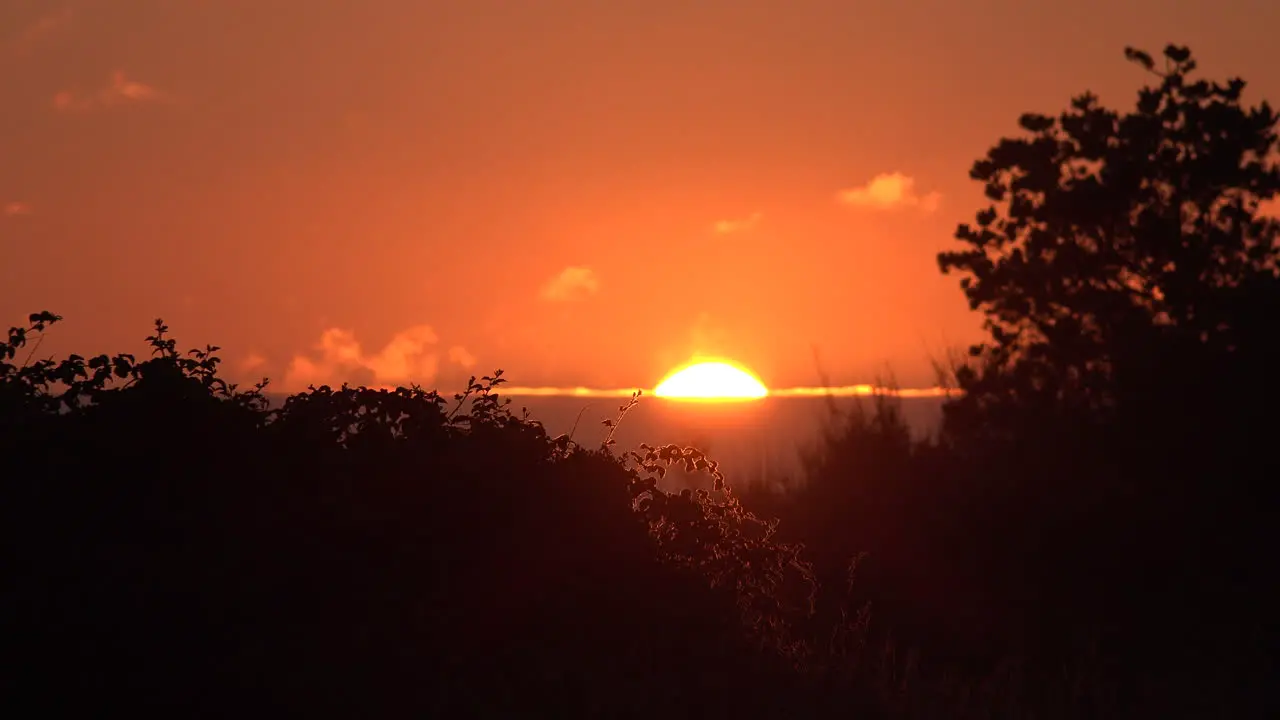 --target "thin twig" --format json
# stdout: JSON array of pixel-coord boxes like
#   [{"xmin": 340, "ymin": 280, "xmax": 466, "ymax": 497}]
[
  {"xmin": 21, "ymin": 330, "xmax": 47, "ymax": 369},
  {"xmin": 567, "ymin": 403, "xmax": 592, "ymax": 443}
]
